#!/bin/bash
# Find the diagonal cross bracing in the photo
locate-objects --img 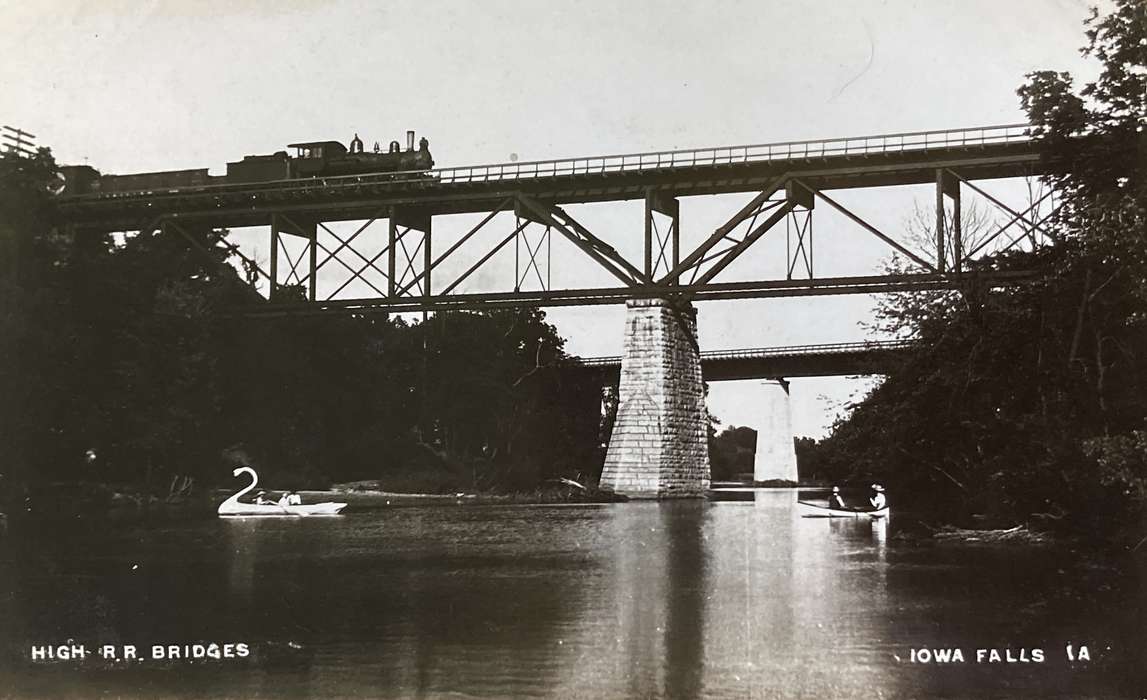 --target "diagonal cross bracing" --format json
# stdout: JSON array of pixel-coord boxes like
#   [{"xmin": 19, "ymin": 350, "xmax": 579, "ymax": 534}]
[
  {"xmin": 439, "ymin": 218, "xmax": 530, "ymax": 296},
  {"xmin": 515, "ymin": 194, "xmax": 649, "ymax": 287},
  {"xmin": 315, "ymin": 216, "xmax": 385, "ymax": 275},
  {"xmin": 786, "ymin": 209, "xmax": 813, "ymax": 280},
  {"xmin": 966, "ymin": 191, "xmax": 1058, "ymax": 258},
  {"xmin": 515, "ymin": 222, "xmax": 550, "ymax": 292},
  {"xmin": 395, "ymin": 227, "xmax": 426, "ymax": 296},
  {"xmin": 325, "ymin": 231, "xmax": 402, "ymax": 301},
  {"xmin": 312, "ymin": 237, "xmax": 387, "ymax": 297},
  {"xmin": 690, "ymin": 201, "xmax": 796, "ymax": 287},
  {"xmin": 395, "ymin": 198, "xmax": 512, "ymax": 298},
  {"xmin": 280, "ymin": 240, "xmax": 308, "ymax": 285},
  {"xmin": 661, "ymin": 175, "xmax": 790, "ymax": 285},
  {"xmin": 792, "ymin": 179, "xmax": 936, "ymax": 271}
]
